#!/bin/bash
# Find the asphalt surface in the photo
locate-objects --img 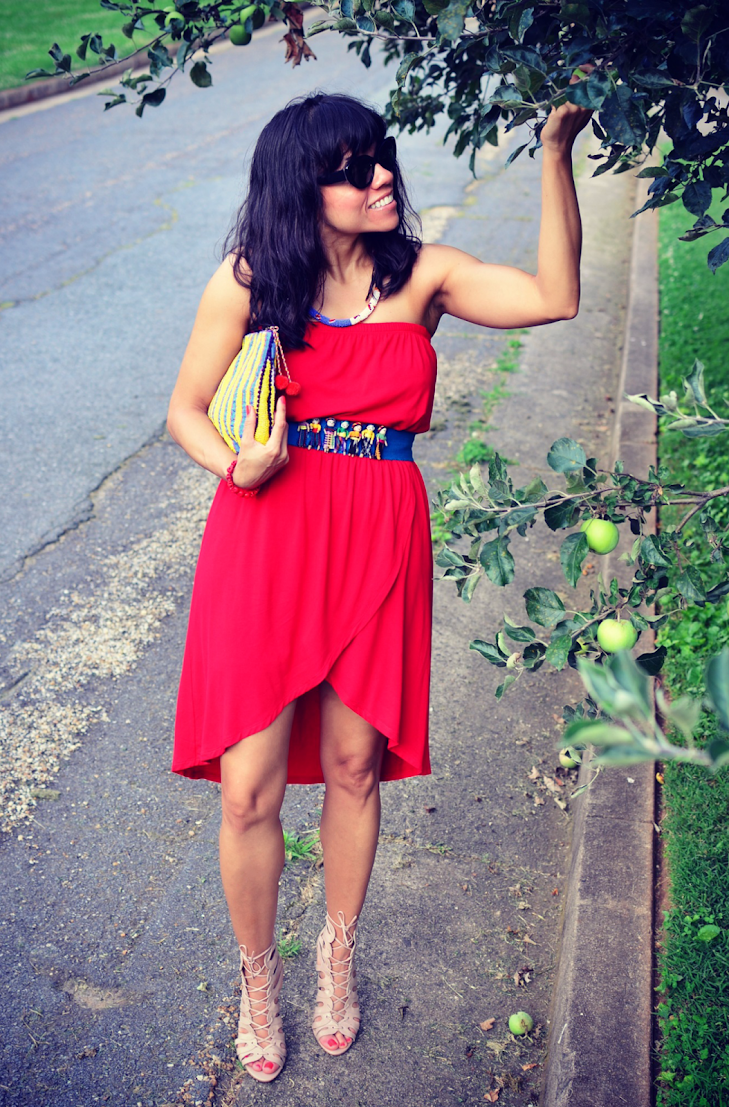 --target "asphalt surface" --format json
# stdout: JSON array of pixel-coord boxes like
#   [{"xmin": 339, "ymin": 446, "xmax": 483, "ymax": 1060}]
[{"xmin": 0, "ymin": 24, "xmax": 641, "ymax": 1107}]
